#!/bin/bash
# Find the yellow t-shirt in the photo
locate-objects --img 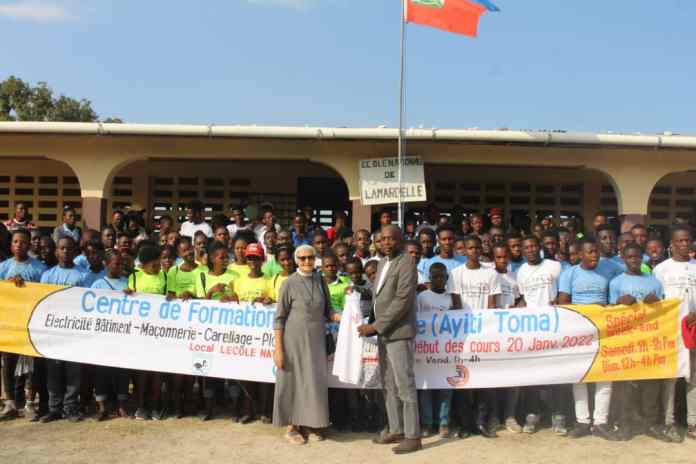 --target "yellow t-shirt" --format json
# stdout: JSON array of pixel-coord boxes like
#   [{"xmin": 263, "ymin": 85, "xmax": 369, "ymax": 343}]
[
  {"xmin": 194, "ymin": 269, "xmax": 238, "ymax": 300},
  {"xmin": 233, "ymin": 274, "xmax": 273, "ymax": 302},
  {"xmin": 271, "ymin": 273, "xmax": 290, "ymax": 301},
  {"xmin": 167, "ymin": 264, "xmax": 206, "ymax": 297},
  {"xmin": 227, "ymin": 263, "xmax": 250, "ymax": 277},
  {"xmin": 128, "ymin": 269, "xmax": 167, "ymax": 295}
]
